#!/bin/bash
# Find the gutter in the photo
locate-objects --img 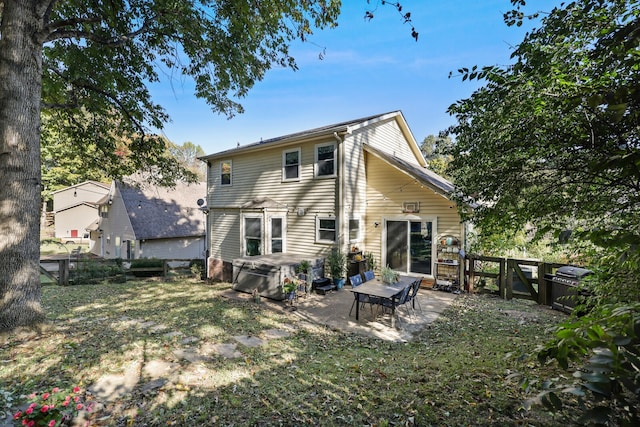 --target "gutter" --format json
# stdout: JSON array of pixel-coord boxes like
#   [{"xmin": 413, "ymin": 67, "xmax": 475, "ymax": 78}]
[{"xmin": 333, "ymin": 131, "xmax": 345, "ymax": 251}]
